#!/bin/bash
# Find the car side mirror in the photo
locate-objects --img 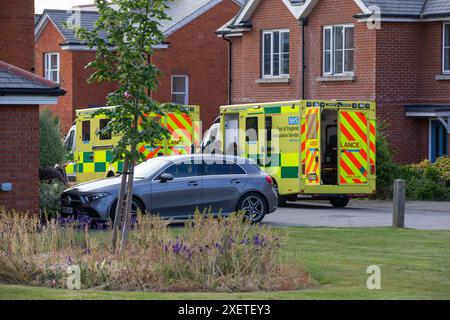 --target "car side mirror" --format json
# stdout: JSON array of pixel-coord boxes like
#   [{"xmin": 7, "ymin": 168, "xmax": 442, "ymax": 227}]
[{"xmin": 159, "ymin": 173, "xmax": 174, "ymax": 183}]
